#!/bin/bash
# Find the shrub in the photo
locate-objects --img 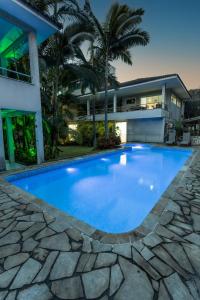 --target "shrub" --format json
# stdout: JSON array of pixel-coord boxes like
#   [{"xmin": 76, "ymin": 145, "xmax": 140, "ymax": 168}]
[
  {"xmin": 97, "ymin": 132, "xmax": 121, "ymax": 149},
  {"xmin": 15, "ymin": 148, "xmax": 37, "ymax": 165},
  {"xmin": 75, "ymin": 121, "xmax": 119, "ymax": 147}
]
